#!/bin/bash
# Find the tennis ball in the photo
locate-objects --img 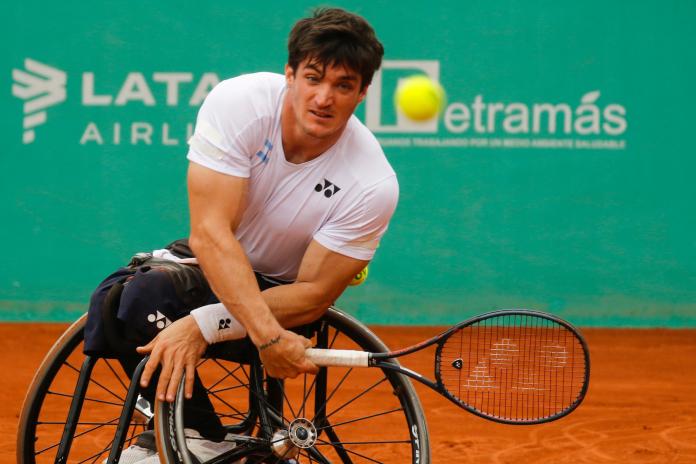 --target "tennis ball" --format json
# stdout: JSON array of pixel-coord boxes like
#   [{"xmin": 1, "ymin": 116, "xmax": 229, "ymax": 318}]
[
  {"xmin": 349, "ymin": 266, "xmax": 369, "ymax": 286},
  {"xmin": 395, "ymin": 75, "xmax": 446, "ymax": 121}
]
